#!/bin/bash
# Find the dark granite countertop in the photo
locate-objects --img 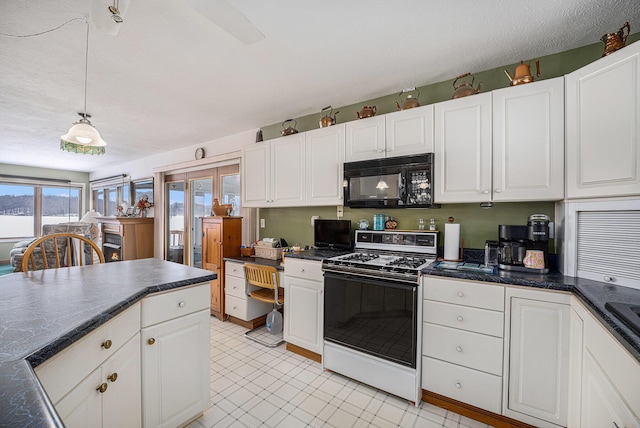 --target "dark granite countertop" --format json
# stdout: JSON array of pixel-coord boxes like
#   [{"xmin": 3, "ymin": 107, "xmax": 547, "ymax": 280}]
[
  {"xmin": 273, "ymin": 249, "xmax": 640, "ymax": 363},
  {"xmin": 0, "ymin": 258, "xmax": 216, "ymax": 428}
]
